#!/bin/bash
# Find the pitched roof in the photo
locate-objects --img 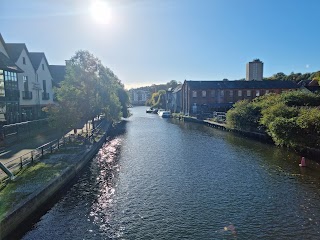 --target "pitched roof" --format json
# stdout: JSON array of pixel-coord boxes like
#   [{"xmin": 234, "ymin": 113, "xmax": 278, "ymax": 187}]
[
  {"xmin": 0, "ymin": 33, "xmax": 9, "ymax": 57},
  {"xmin": 29, "ymin": 52, "xmax": 51, "ymax": 72},
  {"xmin": 49, "ymin": 65, "xmax": 66, "ymax": 85},
  {"xmin": 185, "ymin": 80, "xmax": 300, "ymax": 89},
  {"xmin": 29, "ymin": 52, "xmax": 46, "ymax": 70},
  {"xmin": 0, "ymin": 52, "xmax": 23, "ymax": 73},
  {"xmin": 6, "ymin": 43, "xmax": 26, "ymax": 62},
  {"xmin": 173, "ymin": 85, "xmax": 182, "ymax": 93}
]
